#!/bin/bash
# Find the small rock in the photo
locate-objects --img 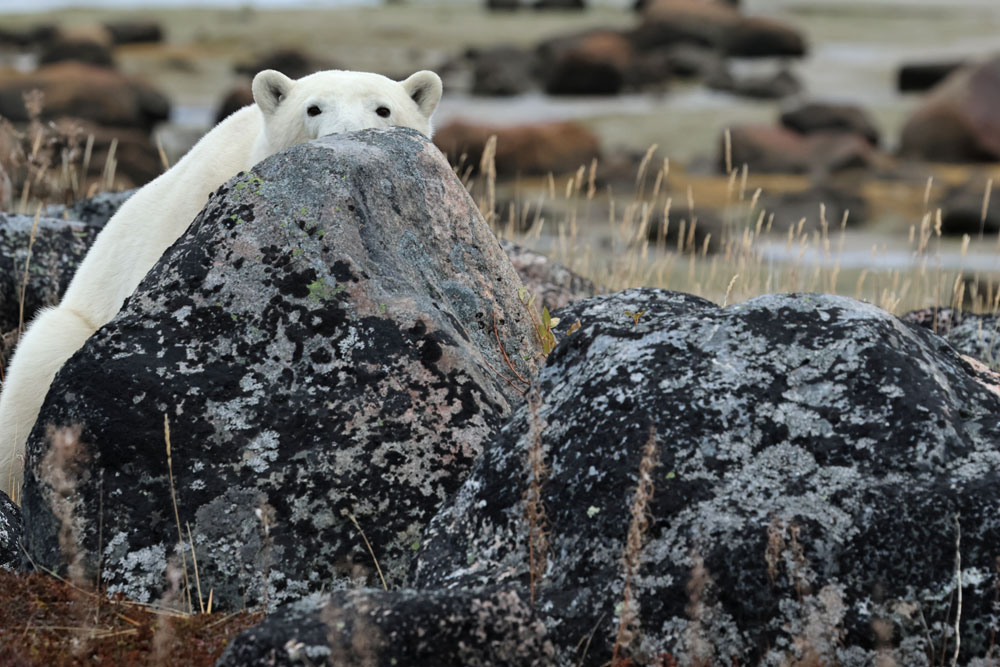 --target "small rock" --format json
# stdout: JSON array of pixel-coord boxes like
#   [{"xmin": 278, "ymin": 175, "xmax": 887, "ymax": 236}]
[
  {"xmin": 902, "ymin": 307, "xmax": 999, "ymax": 369},
  {"xmin": 43, "ymin": 189, "xmax": 135, "ymax": 228},
  {"xmin": 102, "ymin": 21, "xmax": 164, "ymax": 45},
  {"xmin": 234, "ymin": 49, "xmax": 323, "ymax": 80},
  {"xmin": 38, "ymin": 37, "xmax": 114, "ymax": 68},
  {"xmin": 707, "ymin": 66, "xmax": 801, "ymax": 99},
  {"xmin": 469, "ymin": 46, "xmax": 537, "ymax": 96},
  {"xmin": 723, "ymin": 16, "xmax": 807, "ymax": 58},
  {"xmin": 0, "ymin": 213, "xmax": 102, "ymax": 335},
  {"xmin": 780, "ymin": 101, "xmax": 880, "ymax": 146},
  {"xmin": 722, "ymin": 125, "xmax": 876, "ymax": 174},
  {"xmin": 539, "ymin": 30, "xmax": 634, "ymax": 96},
  {"xmin": 935, "ymin": 181, "xmax": 1000, "ymax": 236},
  {"xmin": 898, "ymin": 60, "xmax": 965, "ymax": 93},
  {"xmin": 762, "ymin": 183, "xmax": 868, "ymax": 231},
  {"xmin": 0, "ymin": 490, "xmax": 20, "ymax": 570},
  {"xmin": 899, "ymin": 56, "xmax": 1000, "ymax": 163},
  {"xmin": 434, "ymin": 120, "xmax": 601, "ymax": 177},
  {"xmin": 501, "ymin": 241, "xmax": 598, "ymax": 312},
  {"xmin": 631, "ymin": 0, "xmax": 741, "ymax": 51},
  {"xmin": 533, "ymin": 0, "xmax": 585, "ymax": 9},
  {"xmin": 215, "ymin": 85, "xmax": 254, "ymax": 123}
]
